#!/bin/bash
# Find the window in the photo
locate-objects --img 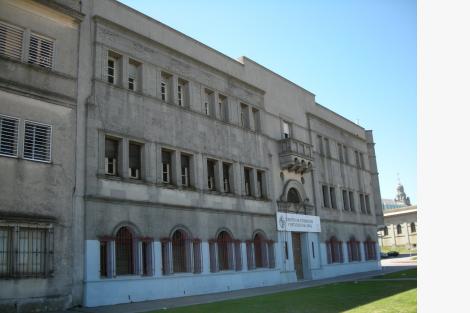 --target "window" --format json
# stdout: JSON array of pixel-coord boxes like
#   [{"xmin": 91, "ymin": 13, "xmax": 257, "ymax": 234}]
[
  {"xmin": 218, "ymin": 94, "xmax": 228, "ymax": 122},
  {"xmin": 204, "ymin": 89, "xmax": 214, "ymax": 116},
  {"xmin": 172, "ymin": 230, "xmax": 189, "ymax": 273},
  {"xmin": 223, "ymin": 162, "xmax": 231, "ymax": 193},
  {"xmin": 0, "ymin": 21, "xmax": 24, "ymax": 61},
  {"xmin": 115, "ymin": 227, "xmax": 135, "ymax": 275},
  {"xmin": 326, "ymin": 236, "xmax": 343, "ymax": 264},
  {"xmin": 240, "ymin": 103, "xmax": 250, "ymax": 129},
  {"xmin": 342, "ymin": 190, "xmax": 349, "ymax": 211},
  {"xmin": 162, "ymin": 230, "xmax": 199, "ymax": 275},
  {"xmin": 141, "ymin": 240, "xmax": 153, "ymax": 276},
  {"xmin": 28, "ymin": 33, "xmax": 54, "ymax": 69},
  {"xmin": 343, "ymin": 146, "xmax": 349, "ymax": 164},
  {"xmin": 128, "ymin": 59, "xmax": 139, "ymax": 91},
  {"xmin": 257, "ymin": 170, "xmax": 265, "ymax": 198},
  {"xmin": 244, "ymin": 167, "xmax": 252, "ymax": 196},
  {"xmin": 317, "ymin": 135, "xmax": 324, "ymax": 155},
  {"xmin": 287, "ymin": 188, "xmax": 301, "ymax": 203},
  {"xmin": 397, "ymin": 224, "xmax": 402, "ymax": 235},
  {"xmin": 254, "ymin": 233, "xmax": 268, "ymax": 268},
  {"xmin": 207, "ymin": 159, "xmax": 216, "ymax": 191},
  {"xmin": 337, "ymin": 143, "xmax": 343, "ymax": 162},
  {"xmin": 252, "ymin": 107, "xmax": 261, "ymax": 132},
  {"xmin": 128, "ymin": 142, "xmax": 141, "ymax": 179},
  {"xmin": 105, "ymin": 136, "xmax": 119, "ymax": 176},
  {"xmin": 322, "ymin": 185, "xmax": 330, "ymax": 208},
  {"xmin": 365, "ymin": 195, "xmax": 371, "ymax": 214},
  {"xmin": 234, "ymin": 240, "xmax": 243, "ymax": 271},
  {"xmin": 383, "ymin": 226, "xmax": 389, "ymax": 236},
  {"xmin": 162, "ymin": 150, "xmax": 173, "ymax": 184},
  {"xmin": 347, "ymin": 237, "xmax": 361, "ymax": 262},
  {"xmin": 99, "ymin": 240, "xmax": 109, "ymax": 277},
  {"xmin": 0, "ymin": 225, "xmax": 53, "ymax": 279},
  {"xmin": 329, "ymin": 186, "xmax": 337, "ymax": 209},
  {"xmin": 23, "ymin": 121, "xmax": 51, "ymax": 162},
  {"xmin": 177, "ymin": 79, "xmax": 189, "ymax": 107},
  {"xmin": 359, "ymin": 193, "xmax": 366, "ymax": 213},
  {"xmin": 217, "ymin": 231, "xmax": 233, "ymax": 271},
  {"xmin": 282, "ymin": 121, "xmax": 291, "ymax": 139},
  {"xmin": 0, "ymin": 115, "xmax": 19, "ymax": 157},
  {"xmin": 410, "ymin": 222, "xmax": 416, "ymax": 233},
  {"xmin": 324, "ymin": 138, "xmax": 330, "ymax": 157},
  {"xmin": 359, "ymin": 152, "xmax": 365, "ymax": 169},
  {"xmin": 349, "ymin": 191, "xmax": 355, "ymax": 211},
  {"xmin": 161, "ymin": 72, "xmax": 172, "ymax": 102},
  {"xmin": 355, "ymin": 150, "xmax": 360, "ymax": 168},
  {"xmin": 364, "ymin": 237, "xmax": 377, "ymax": 260},
  {"xmin": 181, "ymin": 154, "xmax": 191, "ymax": 187}
]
